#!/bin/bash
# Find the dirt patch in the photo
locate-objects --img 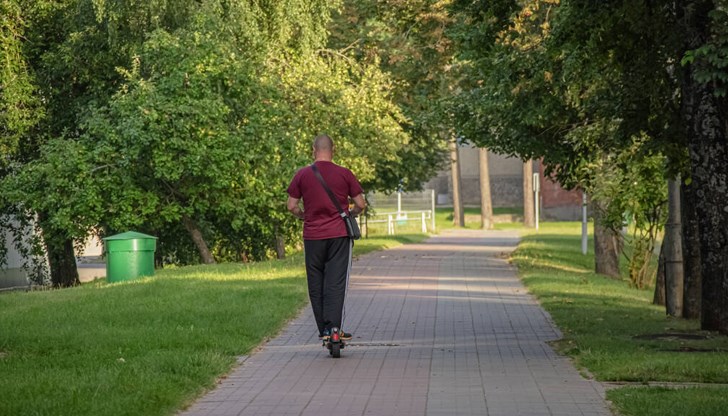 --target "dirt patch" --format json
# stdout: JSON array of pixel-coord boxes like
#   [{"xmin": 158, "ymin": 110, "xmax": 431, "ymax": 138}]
[
  {"xmin": 659, "ymin": 346, "xmax": 725, "ymax": 353},
  {"xmin": 633, "ymin": 333, "xmax": 708, "ymax": 341}
]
